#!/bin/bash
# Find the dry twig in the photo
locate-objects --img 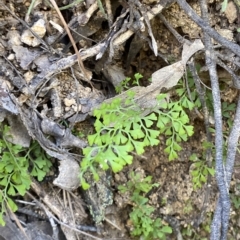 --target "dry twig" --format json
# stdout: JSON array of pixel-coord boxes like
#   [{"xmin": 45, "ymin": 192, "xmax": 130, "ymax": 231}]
[
  {"xmin": 30, "ymin": 179, "xmax": 101, "ymax": 240},
  {"xmin": 49, "ymin": 0, "xmax": 93, "ymax": 86},
  {"xmin": 188, "ymin": 59, "xmax": 213, "ymax": 227}
]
